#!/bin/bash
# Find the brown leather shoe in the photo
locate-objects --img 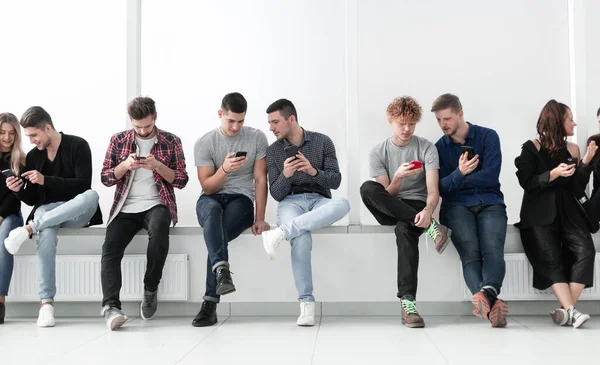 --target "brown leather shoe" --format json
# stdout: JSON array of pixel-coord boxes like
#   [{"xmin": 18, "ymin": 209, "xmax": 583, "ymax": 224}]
[{"xmin": 401, "ymin": 297, "xmax": 425, "ymax": 328}]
